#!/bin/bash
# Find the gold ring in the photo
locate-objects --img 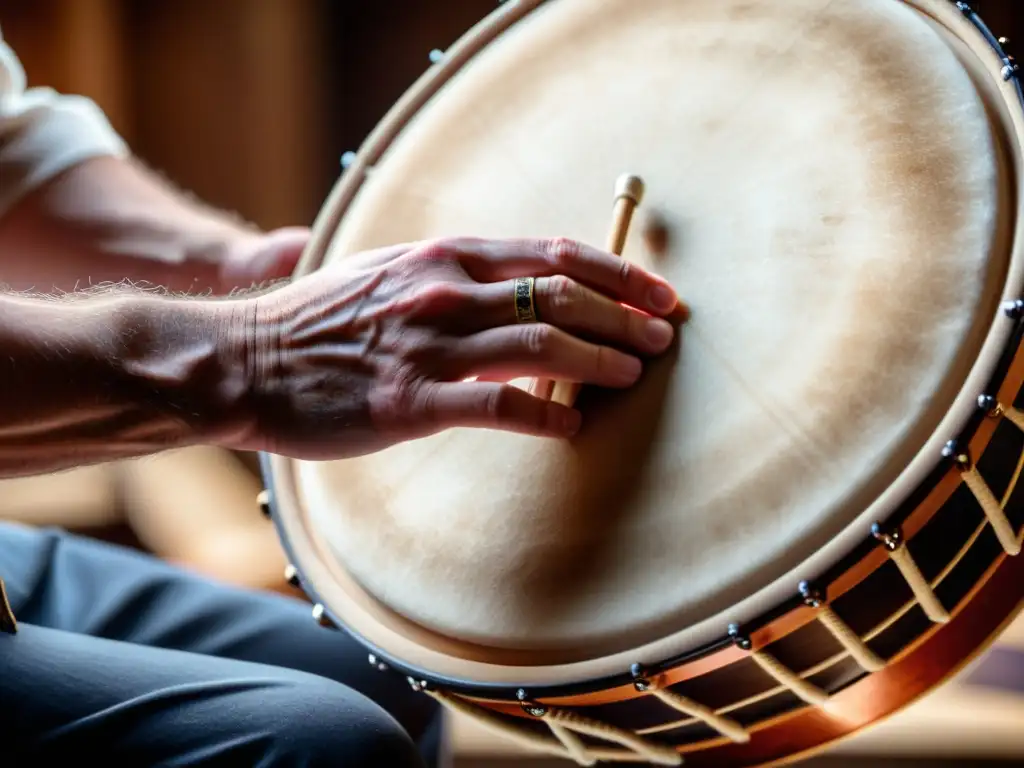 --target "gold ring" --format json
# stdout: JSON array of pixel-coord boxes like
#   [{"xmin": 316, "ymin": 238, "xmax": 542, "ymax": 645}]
[{"xmin": 514, "ymin": 276, "xmax": 537, "ymax": 323}]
